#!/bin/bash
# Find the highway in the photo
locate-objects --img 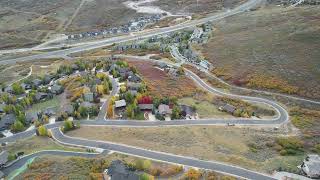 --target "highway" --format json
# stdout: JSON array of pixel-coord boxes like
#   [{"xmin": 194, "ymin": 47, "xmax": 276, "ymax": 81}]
[{"xmin": 0, "ymin": 0, "xmax": 263, "ymax": 65}]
